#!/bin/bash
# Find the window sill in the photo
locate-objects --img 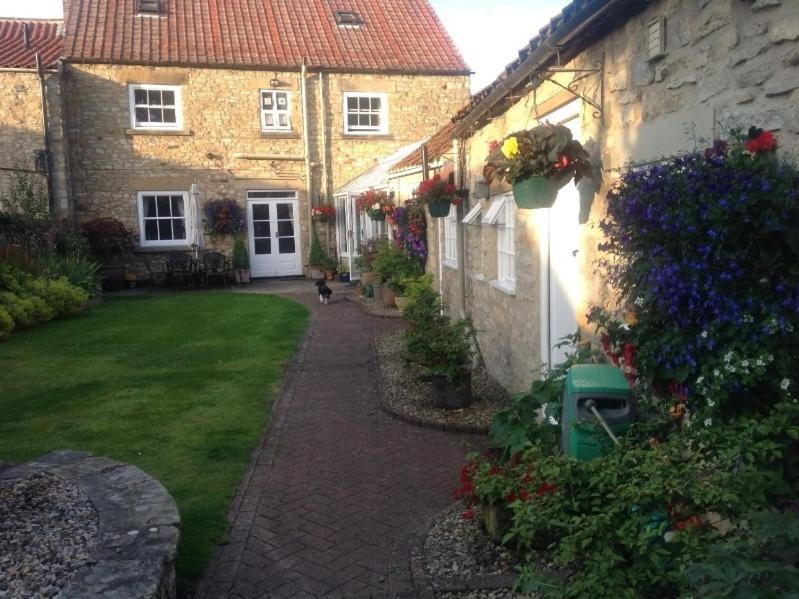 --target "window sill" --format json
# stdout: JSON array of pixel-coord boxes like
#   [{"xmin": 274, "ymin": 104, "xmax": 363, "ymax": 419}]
[
  {"xmin": 442, "ymin": 259, "xmax": 459, "ymax": 270},
  {"xmin": 125, "ymin": 128, "xmax": 192, "ymax": 137},
  {"xmin": 260, "ymin": 131, "xmax": 301, "ymax": 139},
  {"xmin": 491, "ymin": 279, "xmax": 516, "ymax": 296},
  {"xmin": 342, "ymin": 134, "xmax": 393, "ymax": 140},
  {"xmin": 135, "ymin": 245, "xmax": 193, "ymax": 253}
]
